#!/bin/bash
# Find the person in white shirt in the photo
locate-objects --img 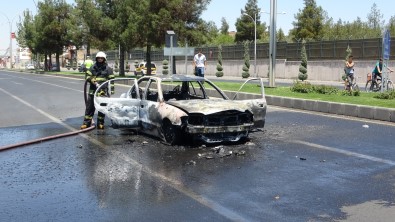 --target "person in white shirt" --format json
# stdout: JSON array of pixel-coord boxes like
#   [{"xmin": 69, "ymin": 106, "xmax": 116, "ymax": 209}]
[{"xmin": 193, "ymin": 49, "xmax": 206, "ymax": 77}]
